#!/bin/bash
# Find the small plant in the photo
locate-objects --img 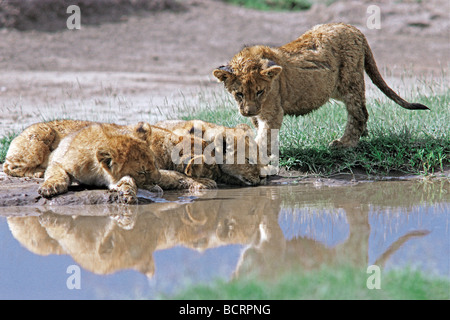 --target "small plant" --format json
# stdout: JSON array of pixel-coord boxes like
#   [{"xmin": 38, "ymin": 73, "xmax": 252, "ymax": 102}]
[{"xmin": 0, "ymin": 132, "xmax": 17, "ymax": 163}]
